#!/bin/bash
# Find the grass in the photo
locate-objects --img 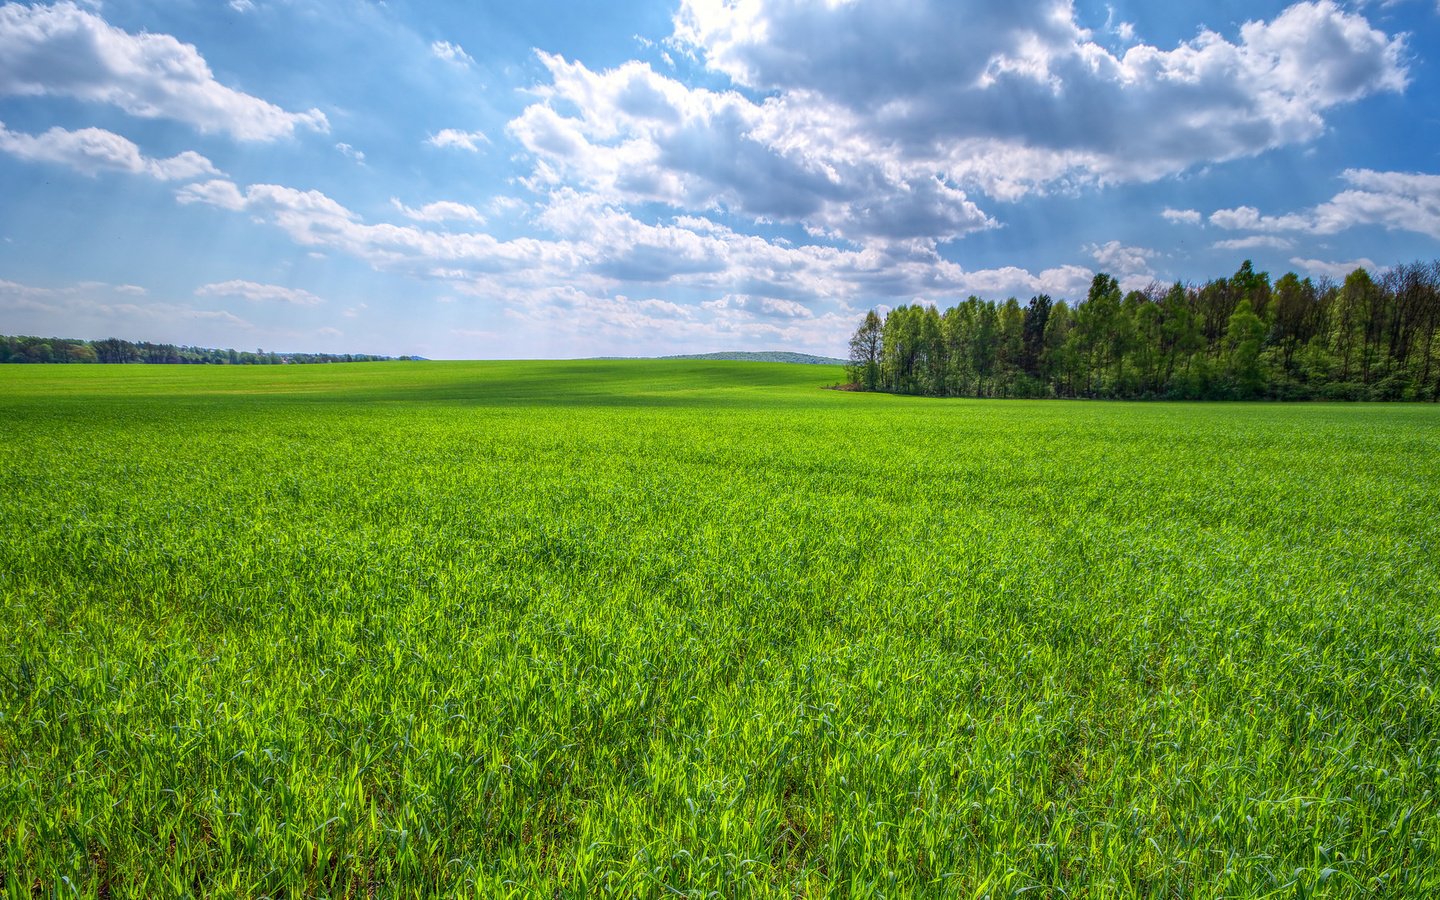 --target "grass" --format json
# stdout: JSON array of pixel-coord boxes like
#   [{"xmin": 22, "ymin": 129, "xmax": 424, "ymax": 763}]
[{"xmin": 1, "ymin": 360, "xmax": 1437, "ymax": 898}]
